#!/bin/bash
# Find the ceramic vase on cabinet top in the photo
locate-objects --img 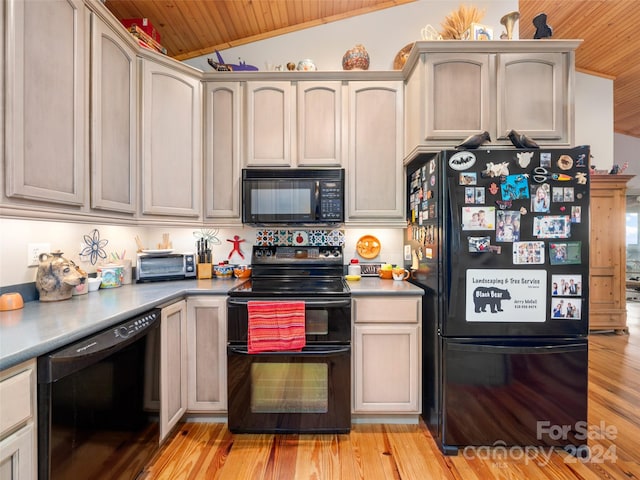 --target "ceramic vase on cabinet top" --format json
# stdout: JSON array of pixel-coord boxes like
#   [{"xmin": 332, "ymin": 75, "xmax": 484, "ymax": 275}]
[{"xmin": 342, "ymin": 44, "xmax": 370, "ymax": 70}]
